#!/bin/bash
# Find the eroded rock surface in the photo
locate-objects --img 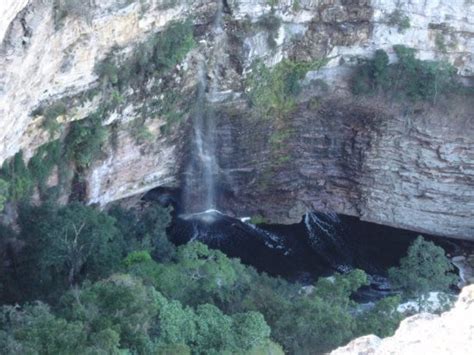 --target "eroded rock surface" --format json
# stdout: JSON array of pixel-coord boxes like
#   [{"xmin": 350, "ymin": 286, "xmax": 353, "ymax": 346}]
[
  {"xmin": 1, "ymin": 0, "xmax": 473, "ymax": 239},
  {"xmin": 331, "ymin": 285, "xmax": 474, "ymax": 355}
]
